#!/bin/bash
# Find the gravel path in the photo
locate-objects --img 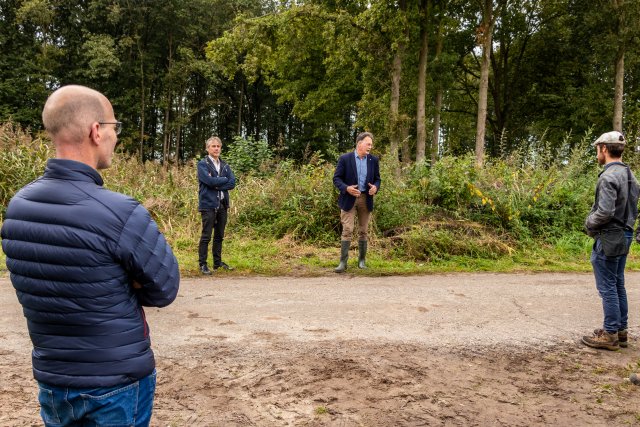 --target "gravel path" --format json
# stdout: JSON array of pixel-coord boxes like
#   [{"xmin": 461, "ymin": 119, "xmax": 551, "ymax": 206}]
[{"xmin": 3, "ymin": 272, "xmax": 640, "ymax": 426}]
